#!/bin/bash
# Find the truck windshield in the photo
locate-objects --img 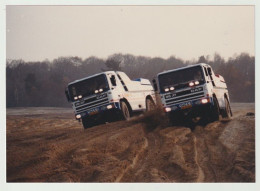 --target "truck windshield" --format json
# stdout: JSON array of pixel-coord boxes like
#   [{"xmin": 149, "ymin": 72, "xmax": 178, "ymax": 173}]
[
  {"xmin": 158, "ymin": 65, "xmax": 205, "ymax": 93},
  {"xmin": 68, "ymin": 74, "xmax": 109, "ymax": 101}
]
